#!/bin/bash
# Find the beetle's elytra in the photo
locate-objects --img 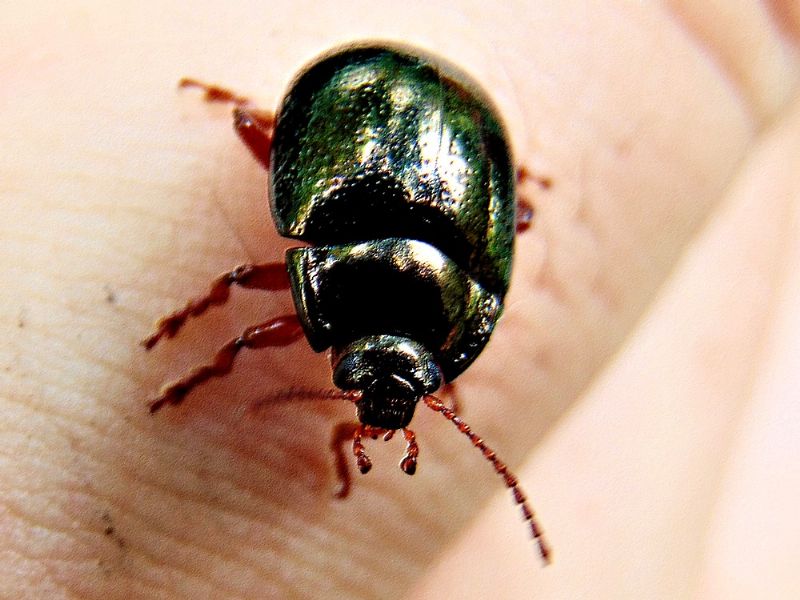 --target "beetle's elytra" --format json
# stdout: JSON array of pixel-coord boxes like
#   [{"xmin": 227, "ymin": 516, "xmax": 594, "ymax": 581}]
[{"xmin": 145, "ymin": 44, "xmax": 549, "ymax": 563}]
